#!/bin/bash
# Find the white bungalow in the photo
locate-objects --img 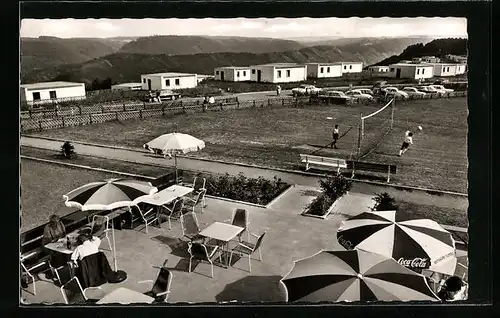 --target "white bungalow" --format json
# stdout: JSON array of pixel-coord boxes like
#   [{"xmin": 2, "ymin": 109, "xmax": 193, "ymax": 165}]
[
  {"xmin": 249, "ymin": 63, "xmax": 307, "ymax": 83},
  {"xmin": 341, "ymin": 62, "xmax": 364, "ymax": 74},
  {"xmin": 140, "ymin": 72, "xmax": 198, "ymax": 91},
  {"xmin": 214, "ymin": 67, "xmax": 251, "ymax": 82},
  {"xmin": 388, "ymin": 63, "xmax": 434, "ymax": 80},
  {"xmin": 306, "ymin": 63, "xmax": 342, "ymax": 78},
  {"xmin": 425, "ymin": 63, "xmax": 458, "ymax": 77},
  {"xmin": 20, "ymin": 81, "xmax": 86, "ymax": 105},
  {"xmin": 111, "ymin": 83, "xmax": 143, "ymax": 91}
]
